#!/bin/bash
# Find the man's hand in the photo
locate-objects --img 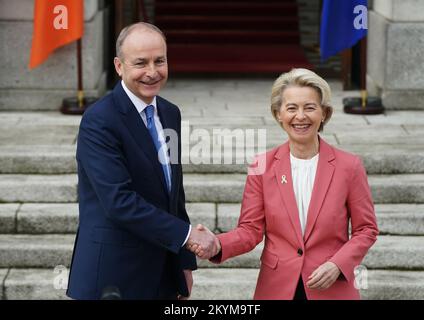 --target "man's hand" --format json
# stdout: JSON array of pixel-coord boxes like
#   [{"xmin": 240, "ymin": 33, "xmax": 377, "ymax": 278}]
[
  {"xmin": 186, "ymin": 224, "xmax": 221, "ymax": 259},
  {"xmin": 177, "ymin": 269, "xmax": 193, "ymax": 300},
  {"xmin": 306, "ymin": 261, "xmax": 341, "ymax": 290}
]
